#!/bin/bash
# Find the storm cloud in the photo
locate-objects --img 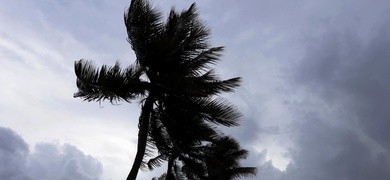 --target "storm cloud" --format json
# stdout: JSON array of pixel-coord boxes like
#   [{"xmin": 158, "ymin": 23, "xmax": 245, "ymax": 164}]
[{"xmin": 0, "ymin": 127, "xmax": 103, "ymax": 180}]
